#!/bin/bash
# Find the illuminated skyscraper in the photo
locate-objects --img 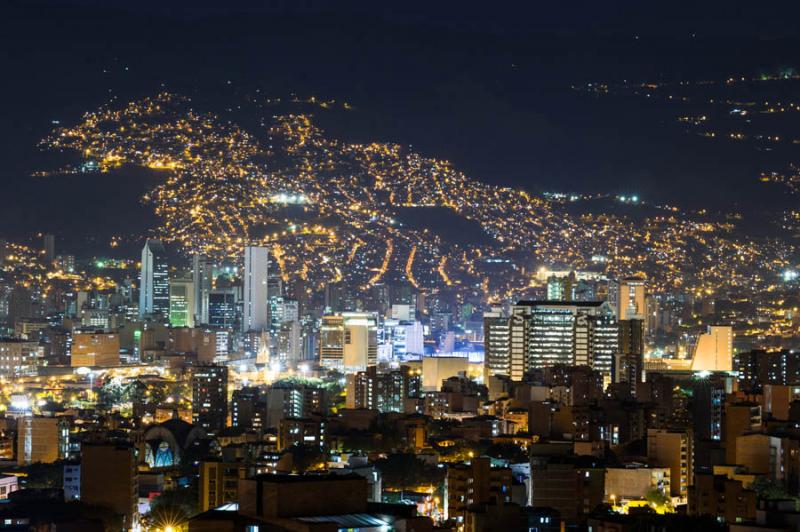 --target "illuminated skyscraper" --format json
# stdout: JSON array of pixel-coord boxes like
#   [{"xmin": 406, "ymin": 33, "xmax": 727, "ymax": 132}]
[
  {"xmin": 208, "ymin": 288, "xmax": 237, "ymax": 328},
  {"xmin": 169, "ymin": 273, "xmax": 195, "ymax": 328},
  {"xmin": 484, "ymin": 301, "xmax": 618, "ymax": 381},
  {"xmin": 243, "ymin": 246, "xmax": 269, "ymax": 332},
  {"xmin": 138, "ymin": 239, "xmax": 169, "ymax": 318},
  {"xmin": 484, "ymin": 309, "xmax": 512, "ymax": 380},
  {"xmin": 546, "ymin": 272, "xmax": 576, "ymax": 301},
  {"xmin": 192, "ymin": 365, "xmax": 228, "ymax": 433}
]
